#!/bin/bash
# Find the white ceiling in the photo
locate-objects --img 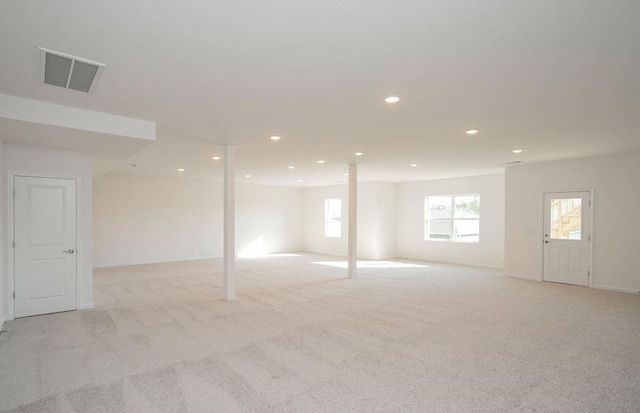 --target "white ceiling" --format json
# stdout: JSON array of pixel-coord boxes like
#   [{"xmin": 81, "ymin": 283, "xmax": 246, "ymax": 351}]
[{"xmin": 1, "ymin": 1, "xmax": 639, "ymax": 186}]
